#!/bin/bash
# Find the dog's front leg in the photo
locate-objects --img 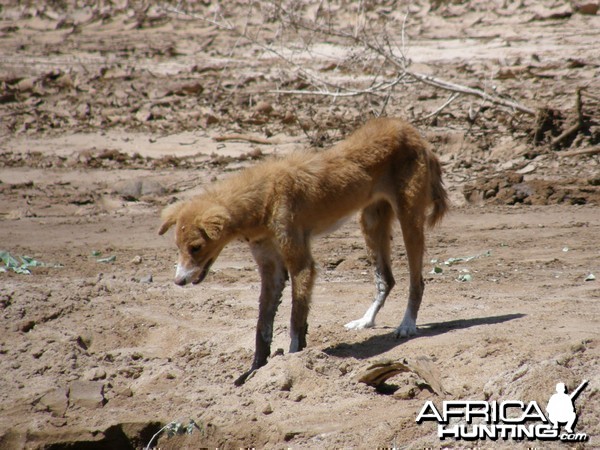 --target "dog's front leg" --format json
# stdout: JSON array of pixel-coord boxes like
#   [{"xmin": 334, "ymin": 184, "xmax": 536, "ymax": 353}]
[
  {"xmin": 285, "ymin": 242, "xmax": 316, "ymax": 353},
  {"xmin": 234, "ymin": 239, "xmax": 287, "ymax": 386}
]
